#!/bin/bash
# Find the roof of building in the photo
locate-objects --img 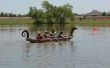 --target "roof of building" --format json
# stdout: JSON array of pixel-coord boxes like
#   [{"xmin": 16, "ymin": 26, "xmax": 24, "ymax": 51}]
[{"xmin": 86, "ymin": 10, "xmax": 102, "ymax": 16}]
